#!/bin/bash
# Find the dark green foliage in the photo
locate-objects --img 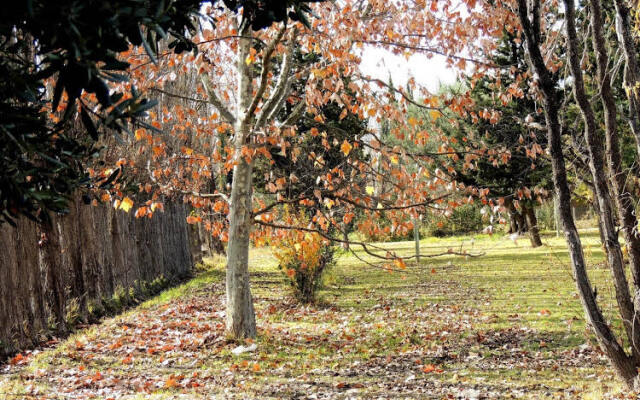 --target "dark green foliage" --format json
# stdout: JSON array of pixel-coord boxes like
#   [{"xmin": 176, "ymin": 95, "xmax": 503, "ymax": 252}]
[
  {"xmin": 0, "ymin": 0, "xmax": 322, "ymax": 225},
  {"xmin": 224, "ymin": 0, "xmax": 323, "ymax": 30},
  {"xmin": 0, "ymin": 0, "xmax": 204, "ymax": 224},
  {"xmin": 257, "ymin": 101, "xmax": 369, "ymax": 205},
  {"xmin": 439, "ymin": 32, "xmax": 552, "ymax": 203},
  {"xmin": 253, "ymin": 66, "xmax": 370, "ymax": 241},
  {"xmin": 423, "ymin": 204, "xmax": 485, "ymax": 237}
]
